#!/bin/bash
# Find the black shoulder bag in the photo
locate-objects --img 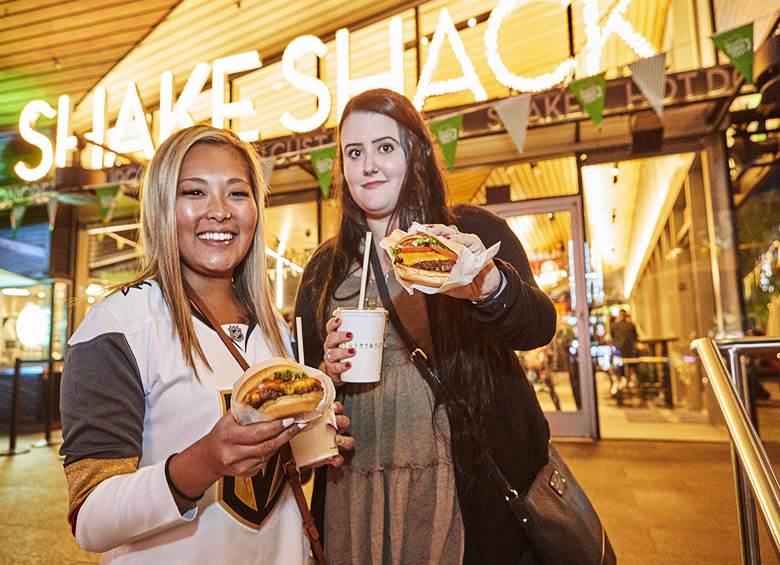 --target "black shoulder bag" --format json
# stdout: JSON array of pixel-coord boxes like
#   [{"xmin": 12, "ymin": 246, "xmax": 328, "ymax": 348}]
[{"xmin": 369, "ymin": 245, "xmax": 616, "ymax": 565}]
